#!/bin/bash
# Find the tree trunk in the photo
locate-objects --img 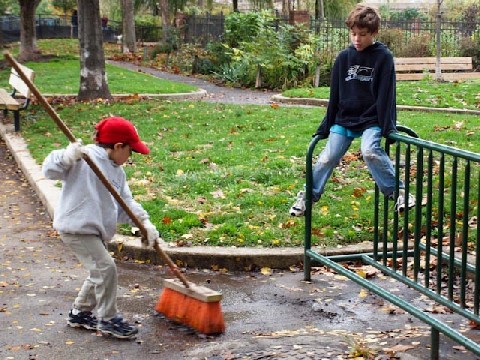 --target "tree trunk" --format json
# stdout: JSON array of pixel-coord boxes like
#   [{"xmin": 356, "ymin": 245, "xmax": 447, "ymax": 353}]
[
  {"xmin": 157, "ymin": 0, "xmax": 170, "ymax": 42},
  {"xmin": 77, "ymin": 0, "xmax": 112, "ymax": 101},
  {"xmin": 122, "ymin": 0, "xmax": 136, "ymax": 53},
  {"xmin": 18, "ymin": 0, "xmax": 41, "ymax": 62},
  {"xmin": 434, "ymin": 0, "xmax": 443, "ymax": 81}
]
